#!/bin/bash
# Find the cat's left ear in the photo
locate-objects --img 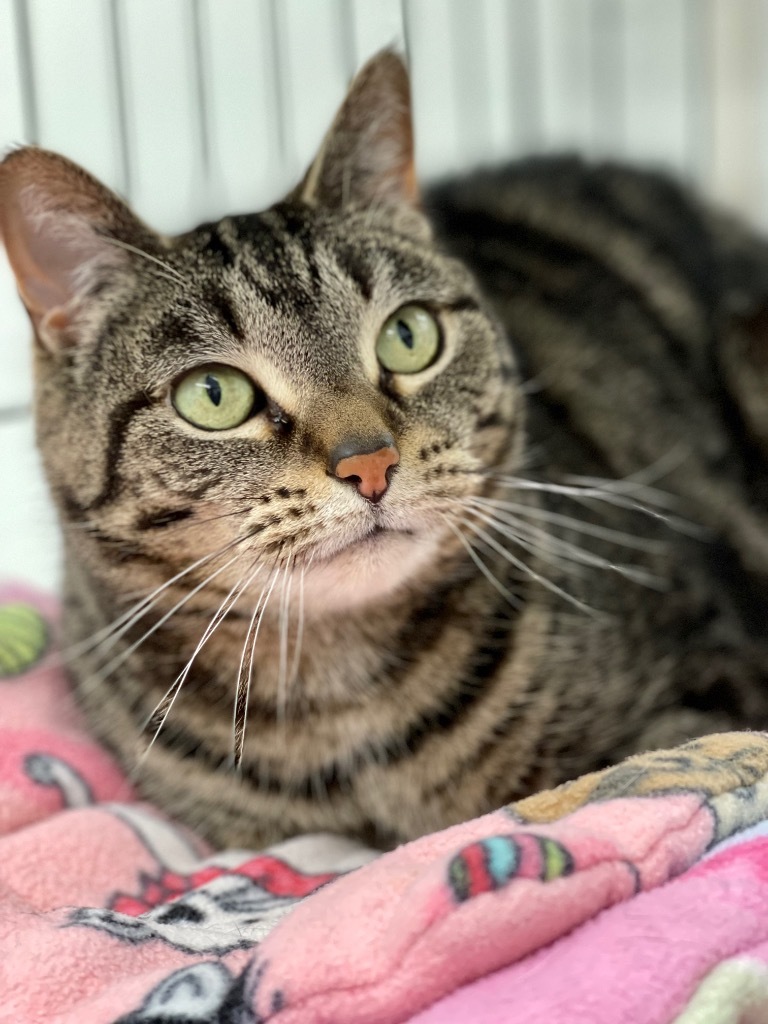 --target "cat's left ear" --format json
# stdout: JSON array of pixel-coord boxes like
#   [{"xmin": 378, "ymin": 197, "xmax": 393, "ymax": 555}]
[
  {"xmin": 0, "ymin": 146, "xmax": 158, "ymax": 351},
  {"xmin": 295, "ymin": 50, "xmax": 419, "ymax": 211}
]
